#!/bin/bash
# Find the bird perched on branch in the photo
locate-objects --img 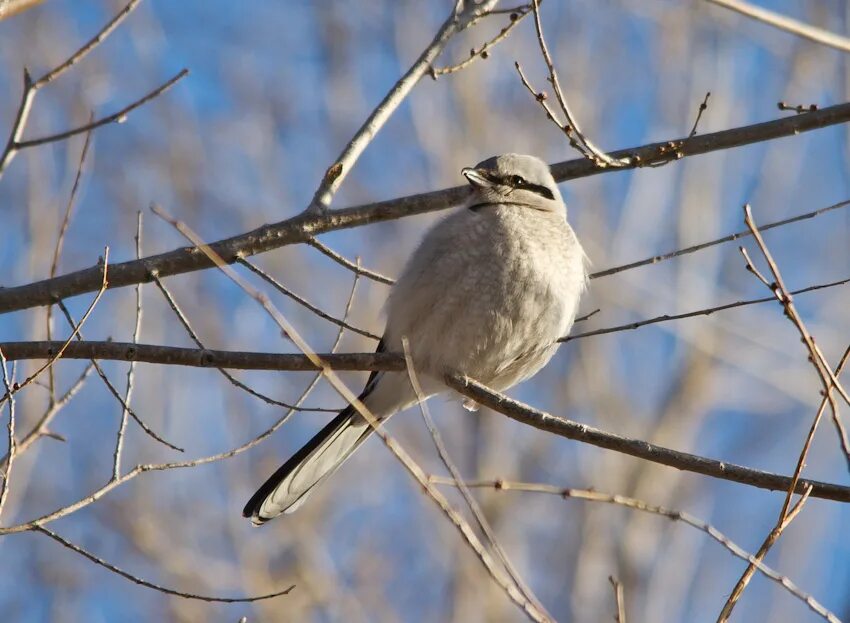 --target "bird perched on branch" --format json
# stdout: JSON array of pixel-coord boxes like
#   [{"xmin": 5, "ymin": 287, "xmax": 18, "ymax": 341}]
[{"xmin": 244, "ymin": 153, "xmax": 587, "ymax": 523}]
